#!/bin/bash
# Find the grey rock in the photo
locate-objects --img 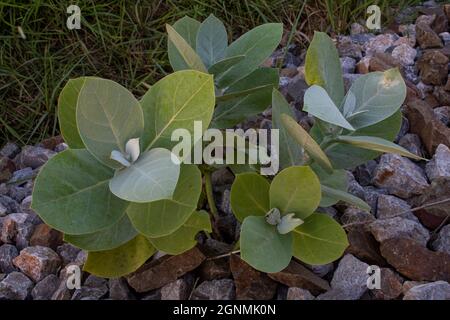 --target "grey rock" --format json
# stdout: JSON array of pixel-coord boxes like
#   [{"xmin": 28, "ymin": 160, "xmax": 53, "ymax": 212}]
[
  {"xmin": 376, "ymin": 194, "xmax": 418, "ymax": 221},
  {"xmin": 19, "ymin": 195, "xmax": 34, "ymax": 214},
  {"xmin": 211, "ymin": 168, "xmax": 234, "ymax": 188},
  {"xmin": 350, "ymin": 23, "xmax": 367, "ymax": 35},
  {"xmin": 340, "ymin": 207, "xmax": 375, "ymax": 230},
  {"xmin": 9, "ymin": 167, "xmax": 34, "ymax": 184},
  {"xmin": 426, "ymin": 144, "xmax": 450, "ymax": 182},
  {"xmin": 403, "ymin": 65, "xmax": 420, "ymax": 84},
  {"xmin": 369, "ymin": 216, "xmax": 430, "ymax": 246},
  {"xmin": 372, "ymin": 154, "xmax": 429, "ymax": 199},
  {"xmin": 0, "ymin": 195, "xmax": 19, "ymax": 214},
  {"xmin": 15, "ymin": 219, "xmax": 35, "ymax": 250},
  {"xmin": 0, "ymin": 203, "xmax": 6, "ymax": 217},
  {"xmin": 74, "ymin": 250, "xmax": 87, "ymax": 265},
  {"xmin": 140, "ymin": 290, "xmax": 161, "ymax": 300},
  {"xmin": 432, "ymin": 225, "xmax": 450, "ymax": 255},
  {"xmin": 0, "ymin": 272, "xmax": 33, "ymax": 300},
  {"xmin": 191, "ymin": 279, "xmax": 235, "ymax": 300},
  {"xmin": 286, "ymin": 76, "xmax": 308, "ymax": 104},
  {"xmin": 391, "ymin": 44, "xmax": 417, "ymax": 65},
  {"xmin": 8, "ymin": 186, "xmax": 30, "ymax": 203},
  {"xmin": 354, "ymin": 160, "xmax": 378, "ymax": 186},
  {"xmin": 329, "ymin": 254, "xmax": 370, "ymax": 300},
  {"xmin": 440, "ymin": 32, "xmax": 450, "ymax": 46},
  {"xmin": 346, "ymin": 171, "xmax": 365, "ymax": 200},
  {"xmin": 316, "ymin": 288, "xmax": 352, "ymax": 300},
  {"xmin": 109, "ymin": 278, "xmax": 135, "ymax": 300},
  {"xmin": 362, "ymin": 186, "xmax": 389, "ymax": 215},
  {"xmin": 364, "ymin": 34, "xmax": 396, "ymax": 56},
  {"xmin": 0, "ymin": 143, "xmax": 21, "ymax": 159},
  {"xmin": 286, "ymin": 287, "xmax": 315, "ymax": 300},
  {"xmin": 217, "ymin": 189, "xmax": 232, "ymax": 215},
  {"xmin": 54, "ymin": 143, "xmax": 68, "ymax": 153},
  {"xmin": 31, "ymin": 274, "xmax": 59, "ymax": 300},
  {"xmin": 15, "ymin": 146, "xmax": 56, "ymax": 169},
  {"xmin": 0, "ymin": 244, "xmax": 19, "ymax": 273},
  {"xmin": 398, "ymin": 134, "xmax": 425, "ymax": 159},
  {"xmin": 337, "ymin": 36, "xmax": 362, "ymax": 59},
  {"xmin": 340, "ymin": 57, "xmax": 356, "ymax": 73},
  {"xmin": 72, "ymin": 275, "xmax": 108, "ymax": 300},
  {"xmin": 13, "ymin": 246, "xmax": 61, "ymax": 282},
  {"xmin": 304, "ymin": 263, "xmax": 334, "ymax": 278},
  {"xmin": 403, "ymin": 281, "xmax": 450, "ymax": 300},
  {"xmin": 161, "ymin": 279, "xmax": 191, "ymax": 300},
  {"xmin": 56, "ymin": 243, "xmax": 81, "ymax": 266},
  {"xmin": 350, "ymin": 33, "xmax": 375, "ymax": 45}
]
